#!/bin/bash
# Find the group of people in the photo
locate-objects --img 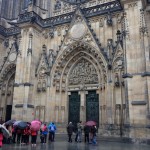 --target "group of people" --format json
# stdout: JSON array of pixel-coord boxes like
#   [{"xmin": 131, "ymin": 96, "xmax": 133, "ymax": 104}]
[
  {"xmin": 0, "ymin": 120, "xmax": 97, "ymax": 148},
  {"xmin": 67, "ymin": 121, "xmax": 97, "ymax": 144},
  {"xmin": 0, "ymin": 122, "xmax": 56, "ymax": 148}
]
